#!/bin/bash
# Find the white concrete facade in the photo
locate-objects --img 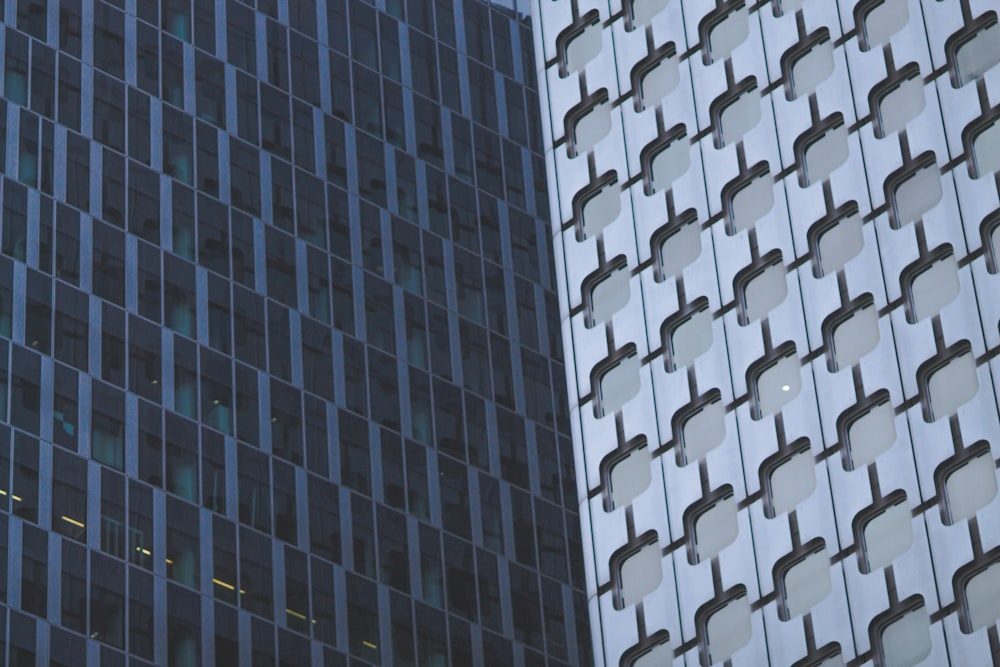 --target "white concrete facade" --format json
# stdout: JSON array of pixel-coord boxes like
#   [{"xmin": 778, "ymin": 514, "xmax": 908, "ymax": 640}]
[{"xmin": 529, "ymin": 0, "xmax": 1000, "ymax": 664}]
